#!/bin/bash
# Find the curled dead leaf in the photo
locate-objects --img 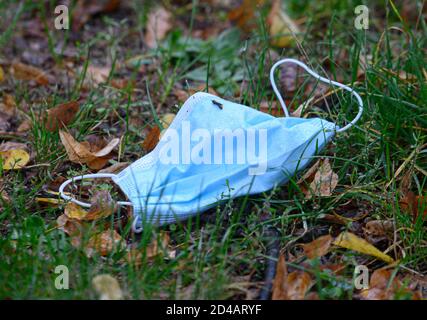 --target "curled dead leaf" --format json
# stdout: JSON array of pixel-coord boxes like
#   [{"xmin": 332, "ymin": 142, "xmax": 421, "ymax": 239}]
[
  {"xmin": 84, "ymin": 190, "xmax": 117, "ymax": 221},
  {"xmin": 59, "ymin": 130, "xmax": 119, "ymax": 170},
  {"xmin": 272, "ymin": 254, "xmax": 313, "ymax": 300},
  {"xmin": 142, "ymin": 125, "xmax": 160, "ymax": 152},
  {"xmin": 126, "ymin": 232, "xmax": 171, "ymax": 266}
]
